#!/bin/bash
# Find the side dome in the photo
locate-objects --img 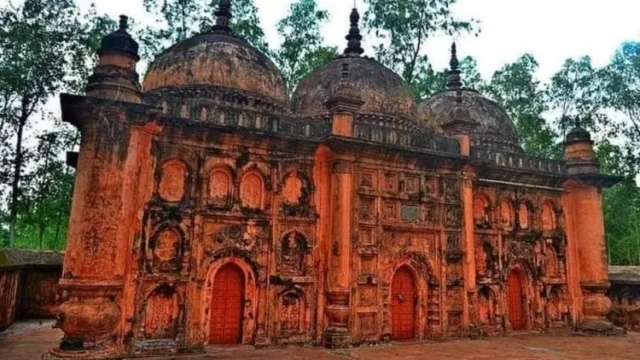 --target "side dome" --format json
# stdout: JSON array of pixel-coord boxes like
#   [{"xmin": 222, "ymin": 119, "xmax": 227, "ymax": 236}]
[
  {"xmin": 419, "ymin": 43, "xmax": 521, "ymax": 153},
  {"xmin": 420, "ymin": 89, "xmax": 521, "ymax": 153},
  {"xmin": 291, "ymin": 8, "xmax": 416, "ymax": 123},
  {"xmin": 142, "ymin": 2, "xmax": 288, "ymax": 115}
]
